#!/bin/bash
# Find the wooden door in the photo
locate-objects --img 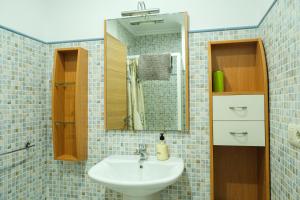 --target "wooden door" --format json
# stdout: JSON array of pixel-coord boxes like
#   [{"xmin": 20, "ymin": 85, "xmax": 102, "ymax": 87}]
[{"xmin": 104, "ymin": 33, "xmax": 128, "ymax": 130}]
